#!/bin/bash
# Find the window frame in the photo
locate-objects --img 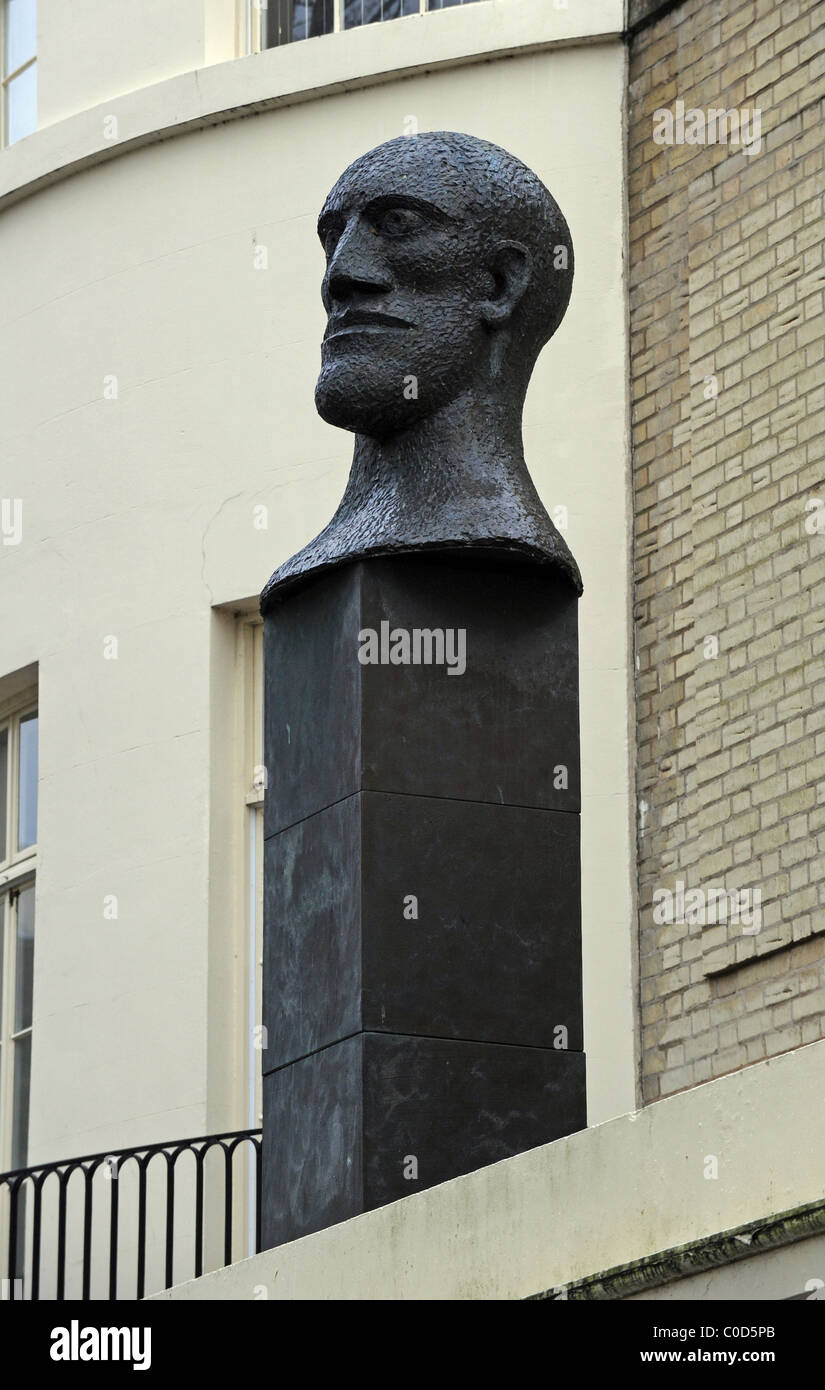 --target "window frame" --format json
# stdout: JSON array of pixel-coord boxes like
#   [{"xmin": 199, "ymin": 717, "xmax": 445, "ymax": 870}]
[
  {"xmin": 251, "ymin": 1, "xmax": 483, "ymax": 51},
  {"xmin": 0, "ymin": 698, "xmax": 38, "ymax": 882},
  {"xmin": 0, "ymin": 876, "xmax": 35, "ymax": 1169},
  {"xmin": 0, "ymin": 691, "xmax": 38, "ymax": 1177},
  {"xmin": 228, "ymin": 616, "xmax": 264, "ymax": 1259},
  {"xmin": 0, "ymin": 0, "xmax": 38, "ymax": 149},
  {"xmin": 242, "ymin": 0, "xmax": 264, "ymax": 54},
  {"xmin": 239, "ymin": 619, "xmax": 264, "ymax": 1140}
]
